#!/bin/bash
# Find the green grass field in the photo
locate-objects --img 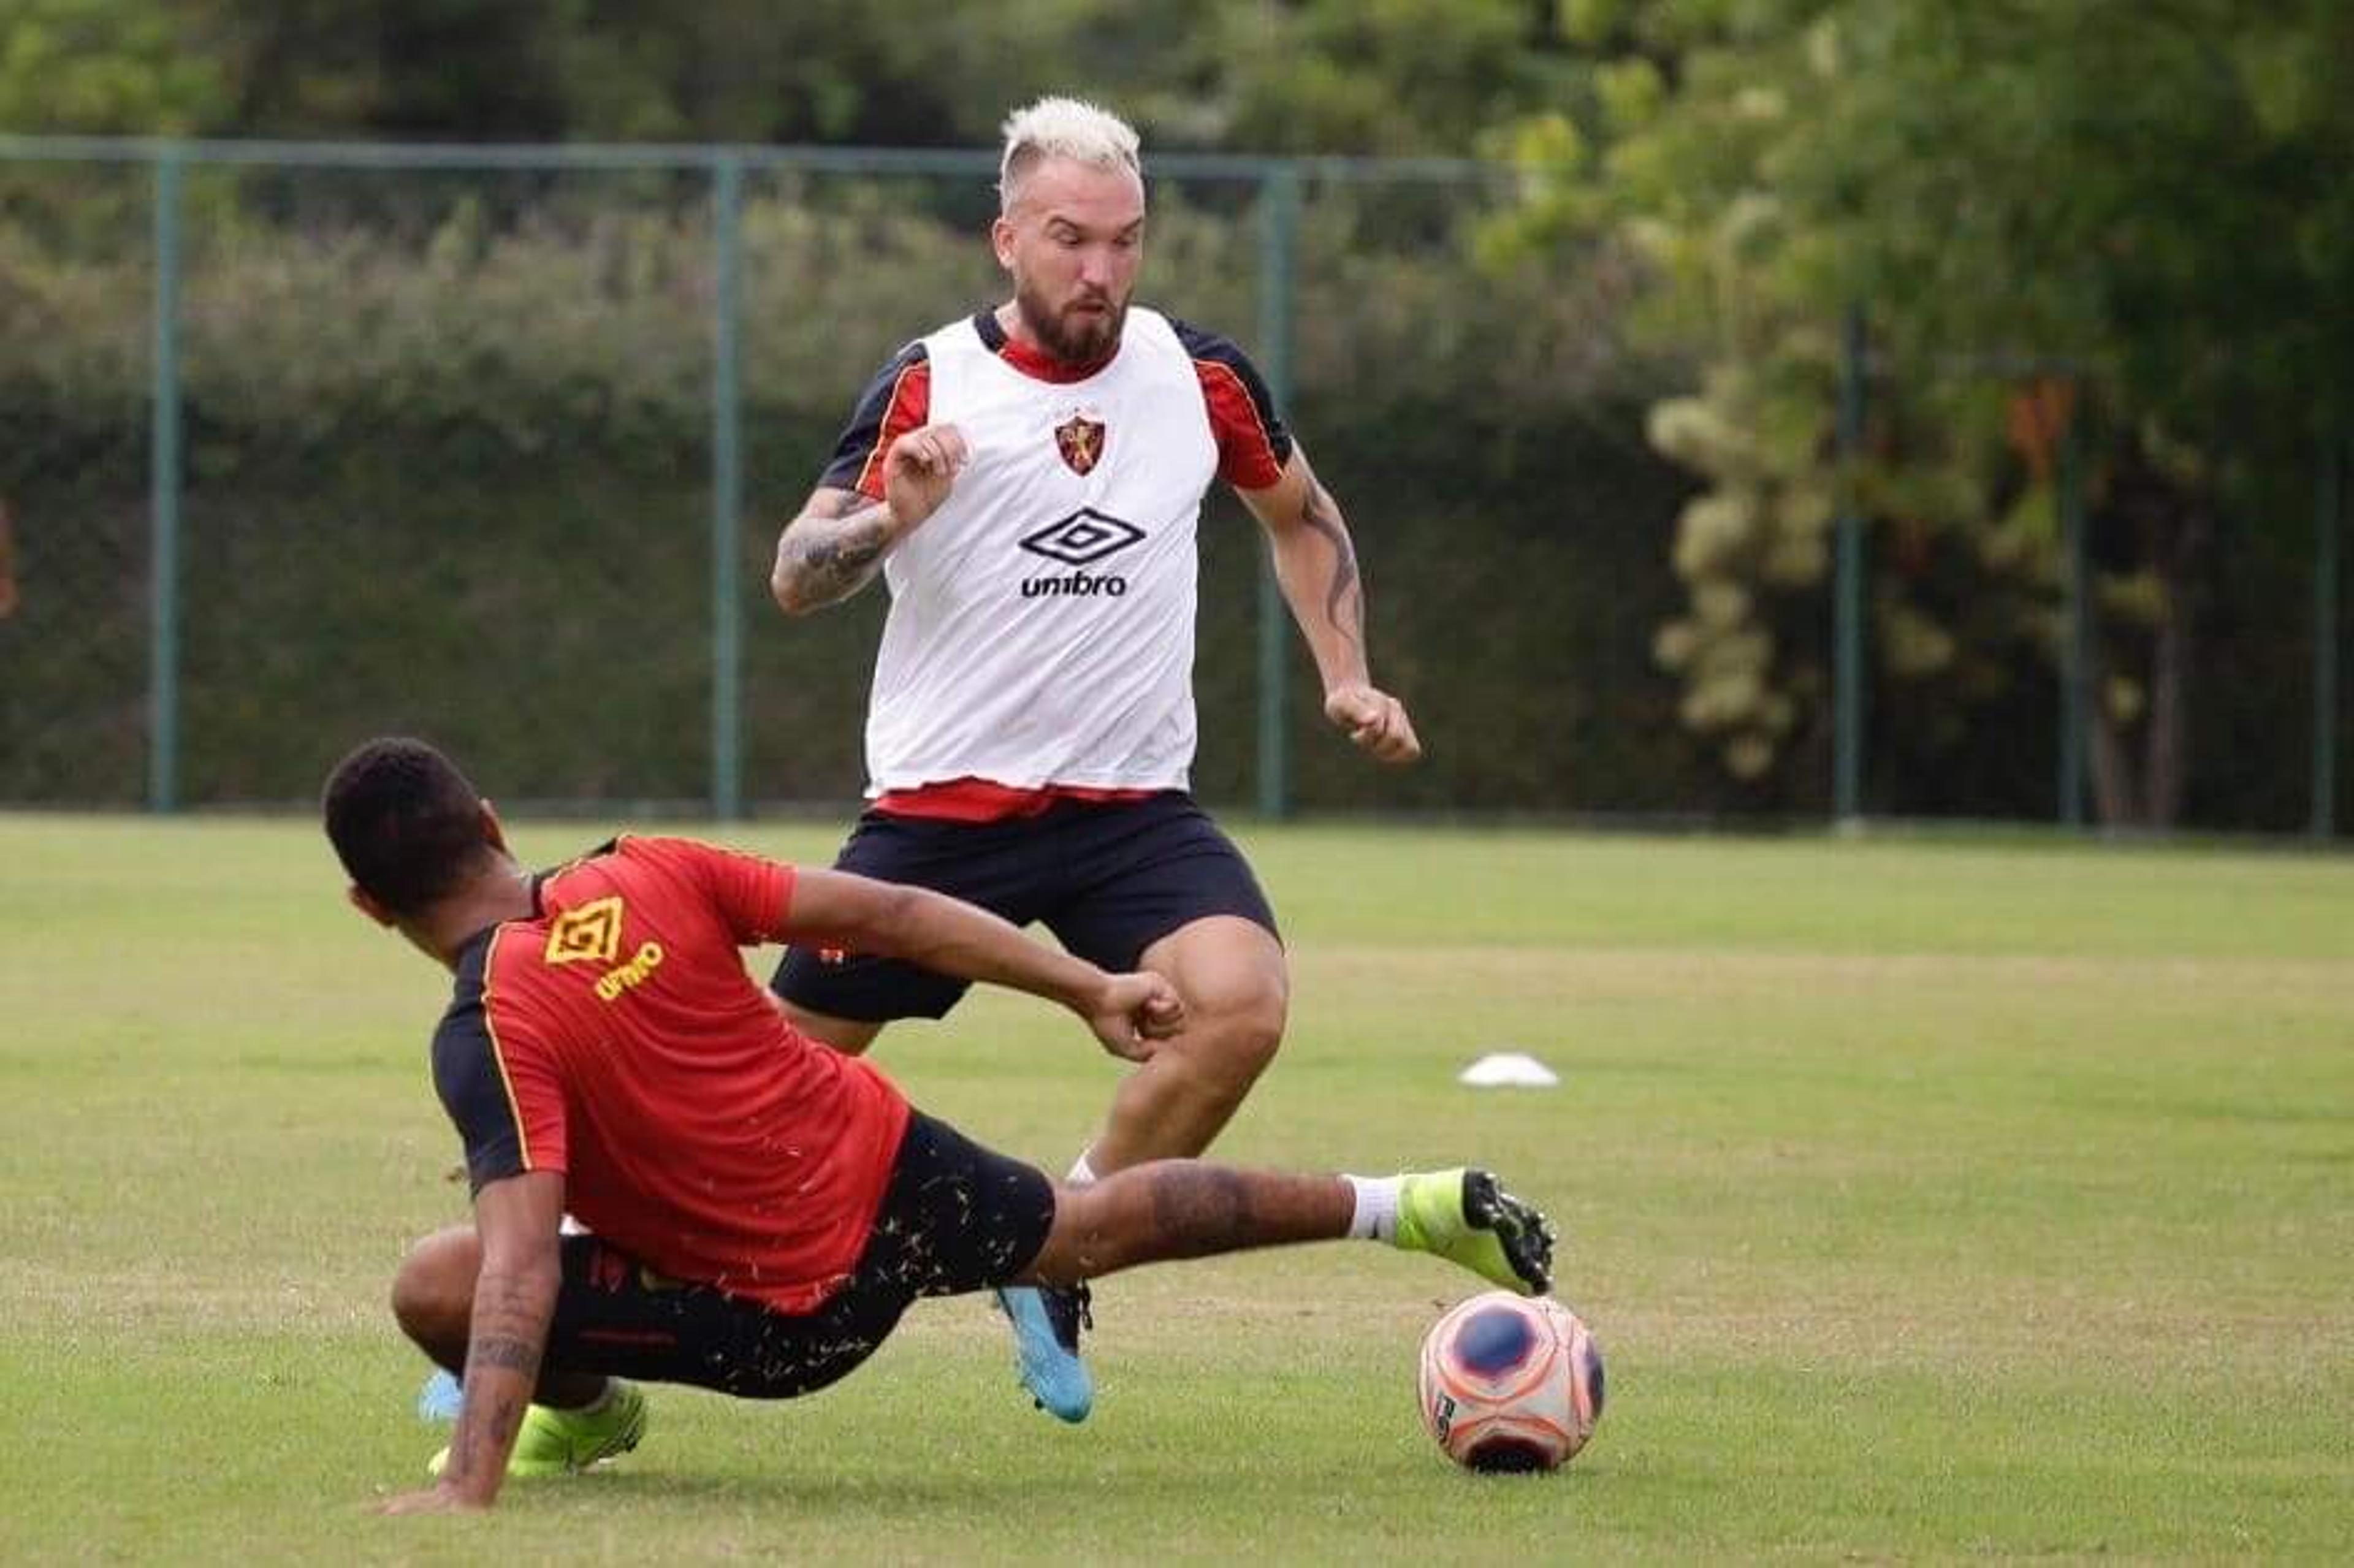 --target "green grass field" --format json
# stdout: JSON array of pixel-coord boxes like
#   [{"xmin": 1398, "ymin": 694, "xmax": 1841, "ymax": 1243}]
[{"xmin": 4, "ymin": 814, "xmax": 2350, "ymax": 1563}]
